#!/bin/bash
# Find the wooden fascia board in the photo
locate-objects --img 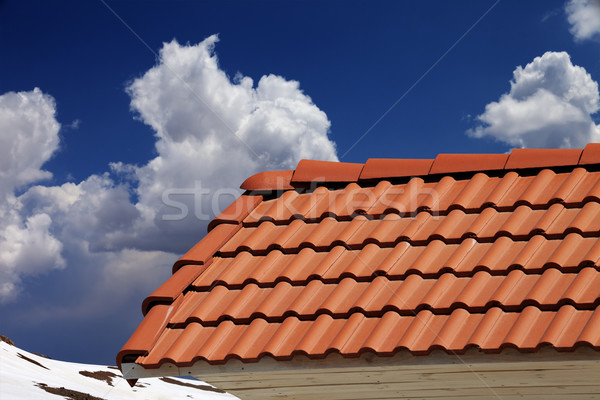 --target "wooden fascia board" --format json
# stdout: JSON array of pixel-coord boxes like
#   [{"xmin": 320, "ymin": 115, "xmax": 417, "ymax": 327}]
[{"xmin": 121, "ymin": 346, "xmax": 600, "ymax": 379}]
